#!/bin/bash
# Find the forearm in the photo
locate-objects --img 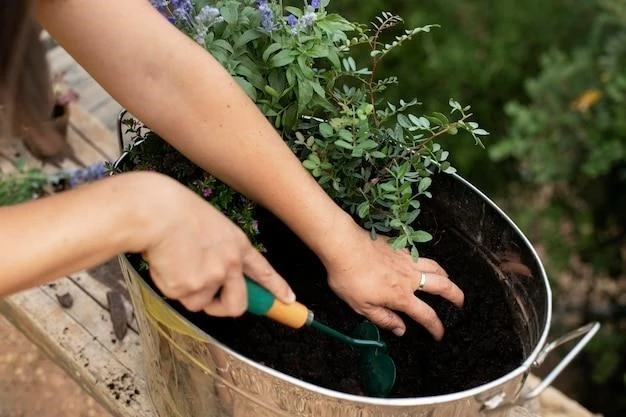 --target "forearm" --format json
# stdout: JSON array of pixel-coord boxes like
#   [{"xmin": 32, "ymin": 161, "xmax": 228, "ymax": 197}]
[
  {"xmin": 35, "ymin": 0, "xmax": 356, "ymax": 261},
  {"xmin": 0, "ymin": 173, "xmax": 148, "ymax": 297}
]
